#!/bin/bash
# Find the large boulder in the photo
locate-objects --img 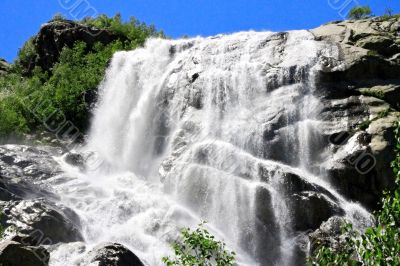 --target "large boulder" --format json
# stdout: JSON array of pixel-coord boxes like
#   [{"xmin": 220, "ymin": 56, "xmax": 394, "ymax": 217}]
[
  {"xmin": 0, "ymin": 199, "xmax": 83, "ymax": 244},
  {"xmin": 312, "ymin": 17, "xmax": 400, "ymax": 82},
  {"xmin": 308, "ymin": 216, "xmax": 347, "ymax": 255},
  {"xmin": 22, "ymin": 19, "xmax": 127, "ymax": 74},
  {"xmin": 84, "ymin": 243, "xmax": 145, "ymax": 266},
  {"xmin": 0, "ymin": 240, "xmax": 49, "ymax": 266}
]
